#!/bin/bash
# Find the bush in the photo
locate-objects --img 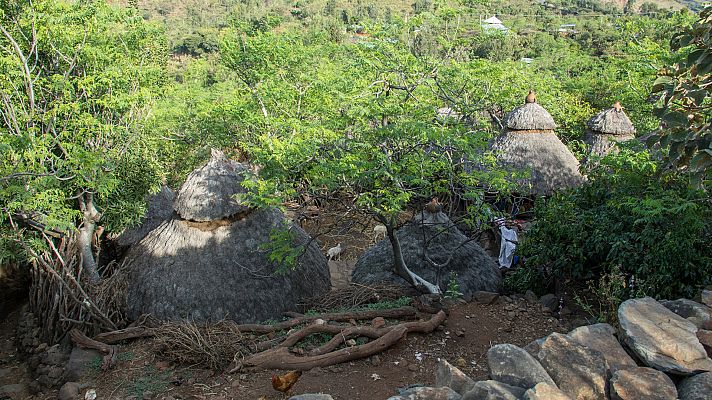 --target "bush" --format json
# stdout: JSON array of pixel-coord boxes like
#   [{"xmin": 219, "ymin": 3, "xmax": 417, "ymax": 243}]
[{"xmin": 517, "ymin": 146, "xmax": 712, "ymax": 300}]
